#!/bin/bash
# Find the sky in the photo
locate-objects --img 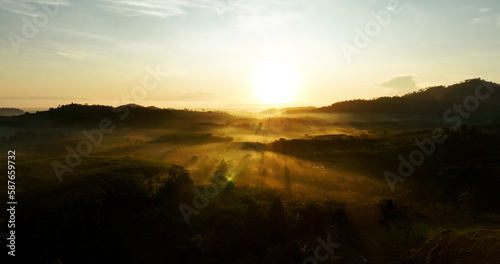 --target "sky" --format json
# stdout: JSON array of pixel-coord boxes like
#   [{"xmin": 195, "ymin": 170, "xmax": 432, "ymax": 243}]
[{"xmin": 1, "ymin": 0, "xmax": 500, "ymax": 110}]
